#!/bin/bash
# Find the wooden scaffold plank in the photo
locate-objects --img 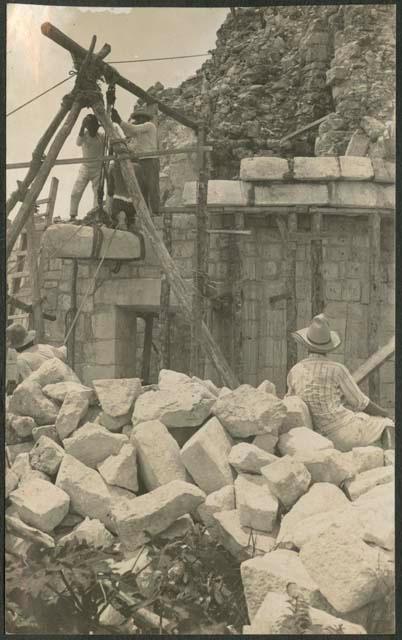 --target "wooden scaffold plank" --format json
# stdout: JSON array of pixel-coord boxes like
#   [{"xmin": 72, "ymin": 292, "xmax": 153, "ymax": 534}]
[{"xmin": 367, "ymin": 212, "xmax": 382, "ymax": 403}]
